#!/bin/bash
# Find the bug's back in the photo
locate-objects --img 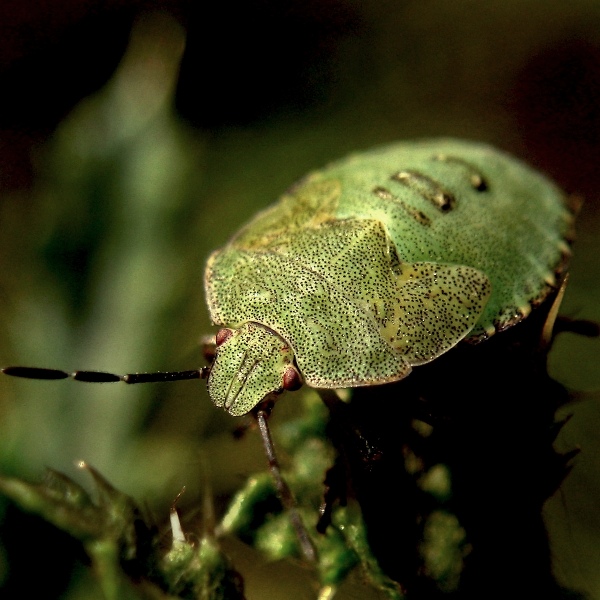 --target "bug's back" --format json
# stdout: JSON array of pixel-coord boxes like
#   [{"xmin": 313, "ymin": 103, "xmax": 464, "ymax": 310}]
[
  {"xmin": 232, "ymin": 139, "xmax": 573, "ymax": 339},
  {"xmin": 205, "ymin": 139, "xmax": 573, "ymax": 403}
]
